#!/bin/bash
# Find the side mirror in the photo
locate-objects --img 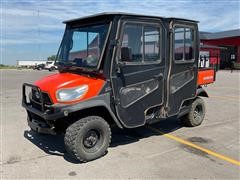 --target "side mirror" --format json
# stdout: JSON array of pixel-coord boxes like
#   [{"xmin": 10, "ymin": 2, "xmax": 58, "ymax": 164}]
[{"xmin": 121, "ymin": 47, "xmax": 132, "ymax": 61}]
